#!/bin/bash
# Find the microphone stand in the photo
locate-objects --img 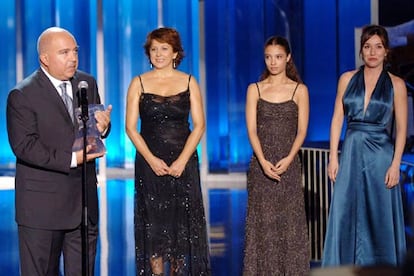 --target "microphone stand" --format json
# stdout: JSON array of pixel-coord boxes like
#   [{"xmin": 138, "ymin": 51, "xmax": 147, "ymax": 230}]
[{"xmin": 80, "ymin": 87, "xmax": 89, "ymax": 276}]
